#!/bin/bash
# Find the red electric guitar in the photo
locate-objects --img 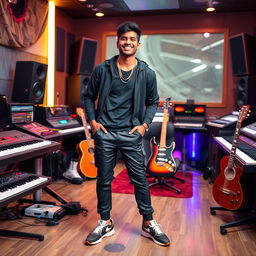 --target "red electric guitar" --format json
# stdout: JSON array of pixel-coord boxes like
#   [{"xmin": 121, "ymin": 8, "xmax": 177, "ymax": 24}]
[
  {"xmin": 76, "ymin": 107, "xmax": 97, "ymax": 178},
  {"xmin": 212, "ymin": 105, "xmax": 250, "ymax": 210},
  {"xmin": 147, "ymin": 98, "xmax": 177, "ymax": 173}
]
